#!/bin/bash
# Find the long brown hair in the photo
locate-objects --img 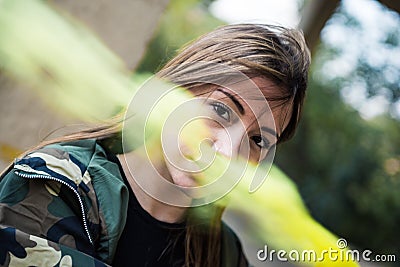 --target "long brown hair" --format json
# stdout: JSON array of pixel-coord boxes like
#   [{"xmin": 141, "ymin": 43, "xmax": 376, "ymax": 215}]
[
  {"xmin": 156, "ymin": 23, "xmax": 310, "ymax": 267},
  {"xmin": 2, "ymin": 24, "xmax": 310, "ymax": 266},
  {"xmin": 158, "ymin": 24, "xmax": 310, "ymax": 143}
]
